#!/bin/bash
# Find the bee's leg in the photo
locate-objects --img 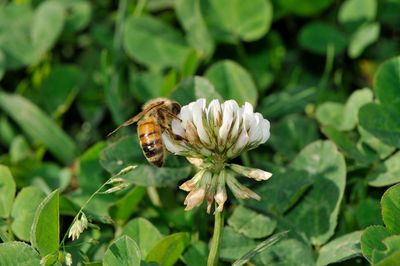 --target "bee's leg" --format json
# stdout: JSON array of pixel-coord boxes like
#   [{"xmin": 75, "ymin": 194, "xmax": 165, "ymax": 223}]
[{"xmin": 164, "ymin": 127, "xmax": 185, "ymax": 141}]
